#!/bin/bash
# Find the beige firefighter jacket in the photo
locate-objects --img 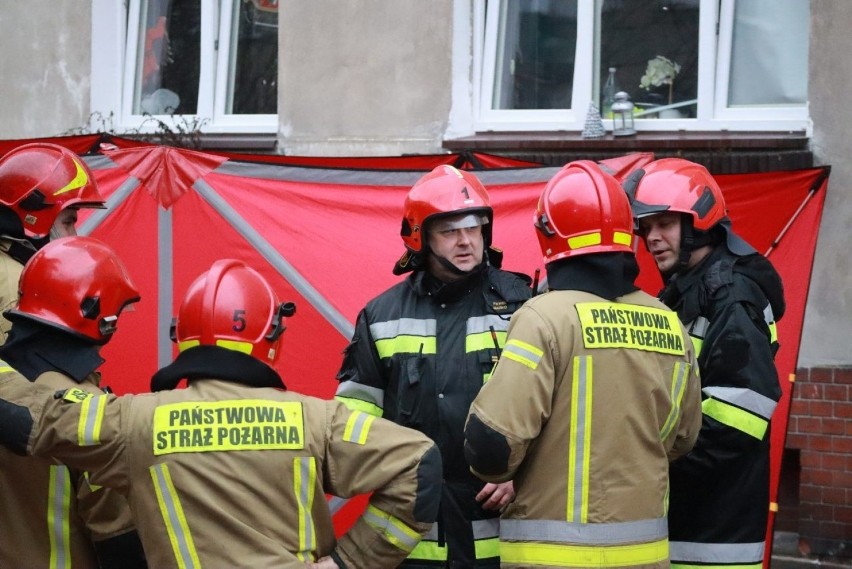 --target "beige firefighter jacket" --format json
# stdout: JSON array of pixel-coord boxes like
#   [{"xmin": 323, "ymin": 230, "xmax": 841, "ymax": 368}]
[
  {"xmin": 0, "ymin": 371, "xmax": 138, "ymax": 568},
  {"xmin": 0, "ymin": 372, "xmax": 439, "ymax": 568},
  {"xmin": 465, "ymin": 289, "xmax": 702, "ymax": 569},
  {"xmin": 0, "ymin": 245, "xmax": 24, "ymax": 342}
]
